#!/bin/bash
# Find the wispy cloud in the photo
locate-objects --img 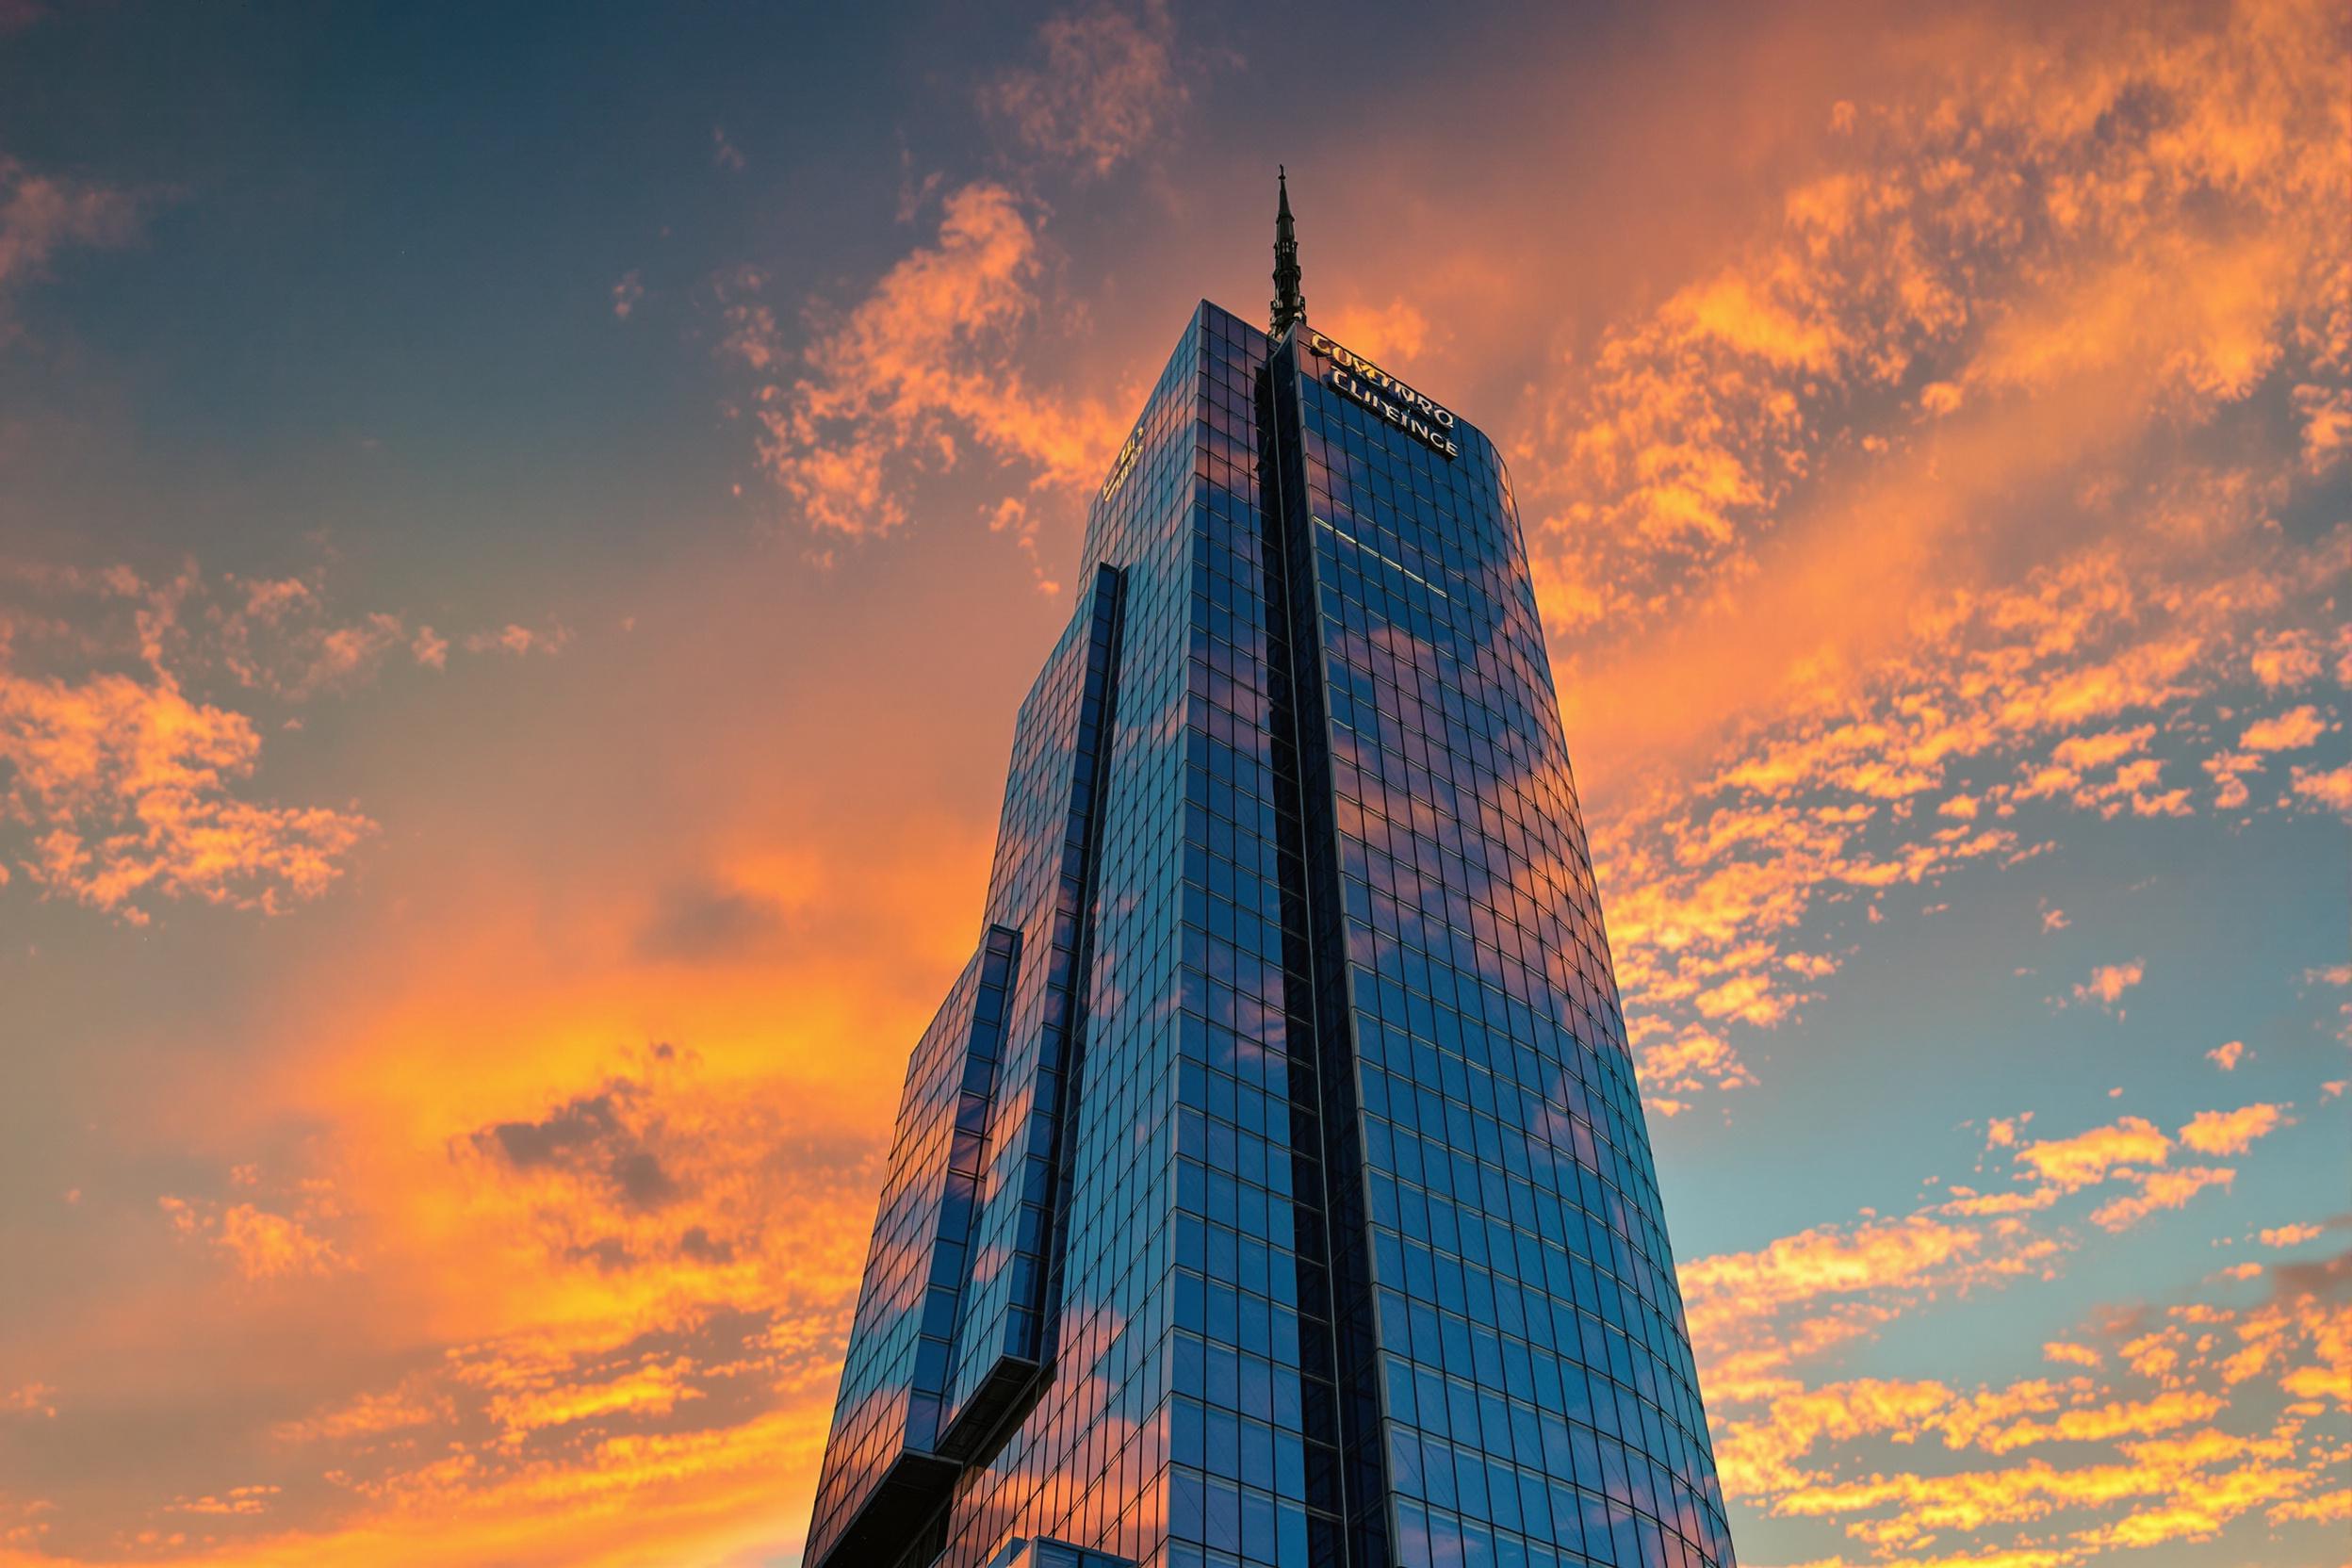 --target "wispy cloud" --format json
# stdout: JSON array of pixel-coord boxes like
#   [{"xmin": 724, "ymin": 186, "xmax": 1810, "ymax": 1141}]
[
  {"xmin": 1480, "ymin": 0, "xmax": 2352, "ymax": 1117},
  {"xmin": 2241, "ymin": 705, "xmax": 2334, "ymax": 753},
  {"xmin": 160, "ymin": 1192, "xmax": 346, "ymax": 1281},
  {"xmin": 0, "ymin": 558, "xmax": 566, "ymax": 921},
  {"xmin": 2178, "ymin": 1102, "xmax": 2291, "ymax": 1157},
  {"xmin": 2013, "ymin": 1115, "xmax": 2168, "ymax": 1190},
  {"xmin": 2066, "ymin": 960, "xmax": 2146, "ymax": 1017},
  {"xmin": 0, "ymin": 155, "xmax": 149, "ymax": 337},
  {"xmin": 978, "ymin": 0, "xmax": 1192, "ymax": 180},
  {"xmin": 728, "ymin": 183, "xmax": 1121, "ymax": 538},
  {"xmin": 0, "ymin": 666, "xmax": 375, "ymax": 921},
  {"xmin": 1690, "ymin": 1094, "xmax": 2342, "ymax": 1560},
  {"xmin": 718, "ymin": 1, "xmax": 1244, "ymax": 557}
]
